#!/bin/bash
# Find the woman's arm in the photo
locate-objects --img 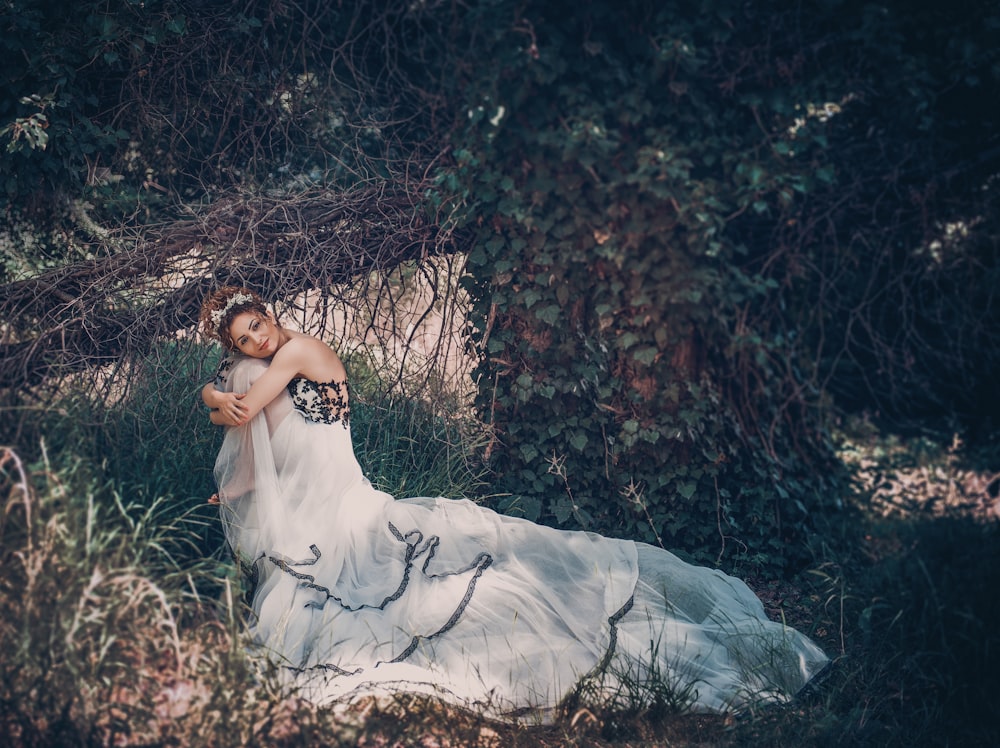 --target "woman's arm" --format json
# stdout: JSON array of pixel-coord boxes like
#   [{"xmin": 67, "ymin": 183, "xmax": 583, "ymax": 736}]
[
  {"xmin": 201, "ymin": 381, "xmax": 222, "ymax": 408},
  {"xmin": 232, "ymin": 337, "xmax": 318, "ymax": 422}
]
